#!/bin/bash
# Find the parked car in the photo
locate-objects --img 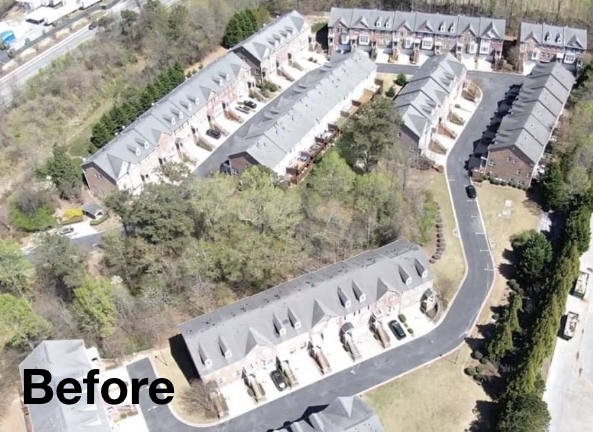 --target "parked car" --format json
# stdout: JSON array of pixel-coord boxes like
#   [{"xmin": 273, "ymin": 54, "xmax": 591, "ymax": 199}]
[
  {"xmin": 299, "ymin": 155, "xmax": 310, "ymax": 163},
  {"xmin": 206, "ymin": 129, "xmax": 222, "ymax": 139},
  {"xmin": 466, "ymin": 184, "xmax": 477, "ymax": 199},
  {"xmin": 58, "ymin": 226, "xmax": 74, "ymax": 236},
  {"xmin": 88, "ymin": 21, "xmax": 98, "ymax": 30},
  {"xmin": 237, "ymin": 106, "xmax": 251, "ymax": 114},
  {"xmin": 243, "ymin": 100, "xmax": 257, "ymax": 109},
  {"xmin": 388, "ymin": 320, "xmax": 406, "ymax": 340},
  {"xmin": 269, "ymin": 370, "xmax": 287, "ymax": 391}
]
